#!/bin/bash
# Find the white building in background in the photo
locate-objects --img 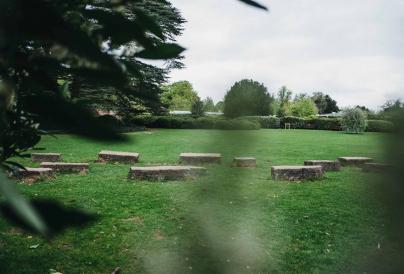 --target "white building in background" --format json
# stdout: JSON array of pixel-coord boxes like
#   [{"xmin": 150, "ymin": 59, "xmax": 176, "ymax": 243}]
[
  {"xmin": 317, "ymin": 112, "xmax": 343, "ymax": 118},
  {"xmin": 169, "ymin": 111, "xmax": 224, "ymax": 116}
]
